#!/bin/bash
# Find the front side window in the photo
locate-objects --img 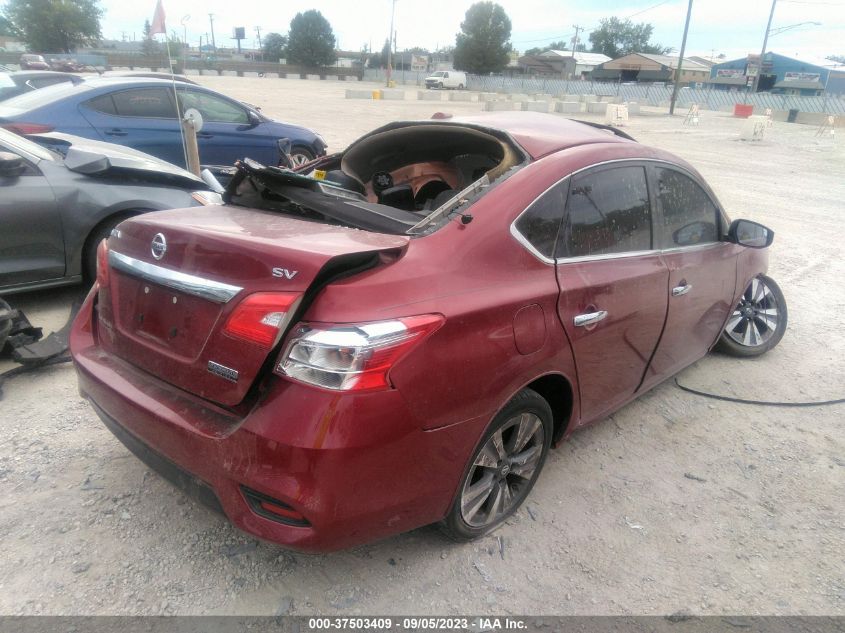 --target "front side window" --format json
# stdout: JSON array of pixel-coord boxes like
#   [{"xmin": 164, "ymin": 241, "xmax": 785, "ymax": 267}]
[
  {"xmin": 111, "ymin": 88, "xmax": 177, "ymax": 119},
  {"xmin": 176, "ymin": 90, "xmax": 248, "ymax": 124},
  {"xmin": 557, "ymin": 165, "xmax": 651, "ymax": 258},
  {"xmin": 654, "ymin": 167, "xmax": 719, "ymax": 248},
  {"xmin": 514, "ymin": 180, "xmax": 566, "ymax": 259}
]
